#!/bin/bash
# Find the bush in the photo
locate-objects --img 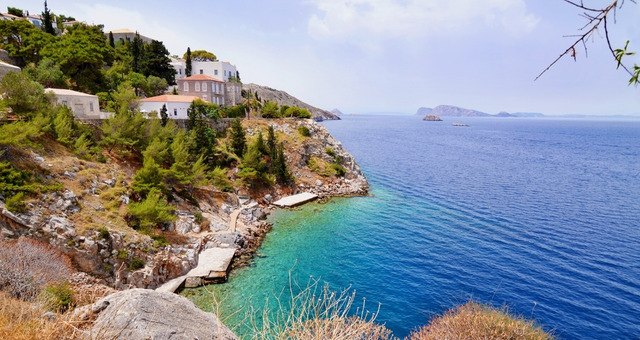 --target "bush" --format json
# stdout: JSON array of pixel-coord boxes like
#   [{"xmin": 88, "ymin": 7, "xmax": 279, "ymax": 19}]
[
  {"xmin": 126, "ymin": 188, "xmax": 176, "ymax": 232},
  {"xmin": 409, "ymin": 302, "xmax": 552, "ymax": 340},
  {"xmin": 5, "ymin": 192, "xmax": 27, "ymax": 213},
  {"xmin": 39, "ymin": 283, "xmax": 75, "ymax": 312},
  {"xmin": 297, "ymin": 126, "xmax": 311, "ymax": 137},
  {"xmin": 210, "ymin": 166, "xmax": 233, "ymax": 192},
  {"xmin": 128, "ymin": 257, "xmax": 145, "ymax": 271},
  {"xmin": 325, "ymin": 147, "xmax": 336, "ymax": 158},
  {"xmin": 0, "ymin": 238, "xmax": 72, "ymax": 301},
  {"xmin": 331, "ymin": 163, "xmax": 347, "ymax": 177},
  {"xmin": 0, "ymin": 71, "xmax": 48, "ymax": 119}
]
